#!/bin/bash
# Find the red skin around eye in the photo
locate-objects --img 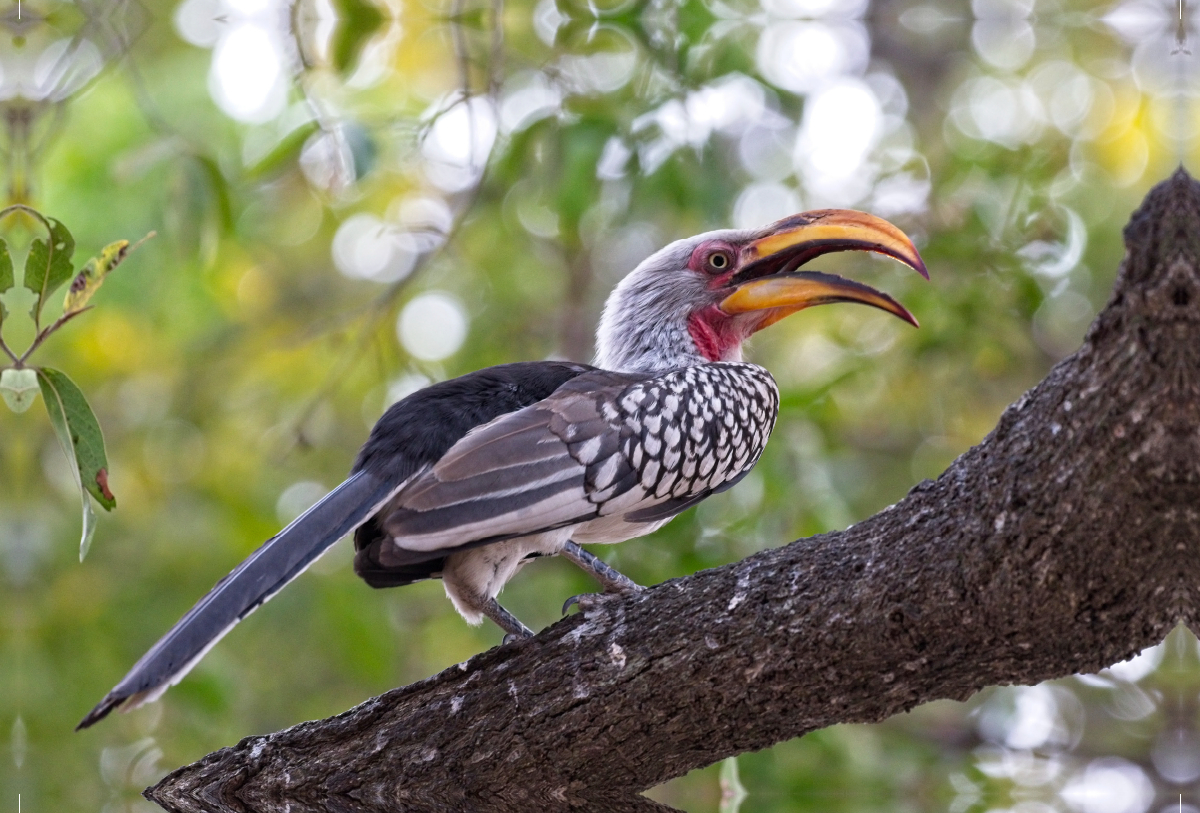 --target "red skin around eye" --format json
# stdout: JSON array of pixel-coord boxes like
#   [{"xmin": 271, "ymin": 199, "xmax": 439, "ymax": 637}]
[{"xmin": 688, "ymin": 240, "xmax": 739, "ymax": 288}]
